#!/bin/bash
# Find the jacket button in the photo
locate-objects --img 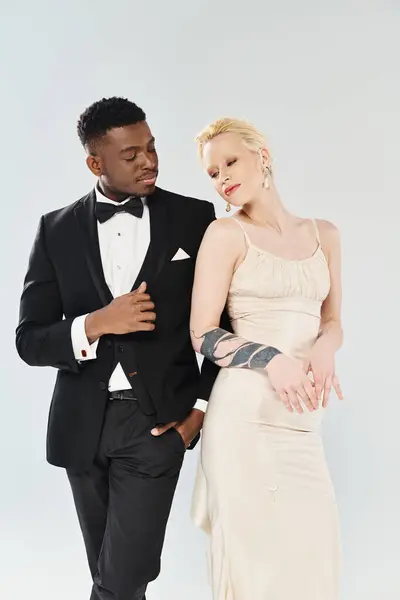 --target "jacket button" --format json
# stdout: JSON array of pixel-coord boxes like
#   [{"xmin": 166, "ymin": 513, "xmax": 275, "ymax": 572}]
[
  {"xmin": 99, "ymin": 381, "xmax": 107, "ymax": 390},
  {"xmin": 106, "ymin": 339, "xmax": 112, "ymax": 348},
  {"xmin": 118, "ymin": 345, "xmax": 124, "ymax": 353}
]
